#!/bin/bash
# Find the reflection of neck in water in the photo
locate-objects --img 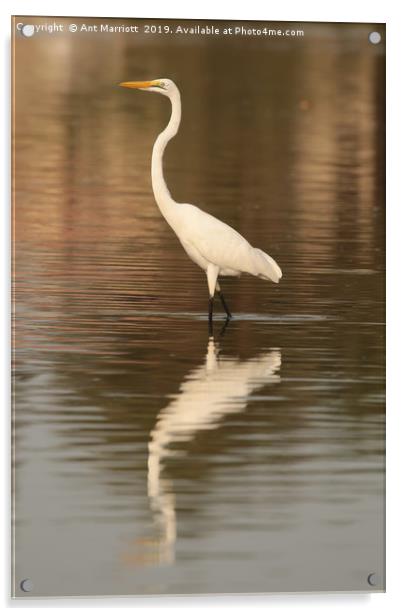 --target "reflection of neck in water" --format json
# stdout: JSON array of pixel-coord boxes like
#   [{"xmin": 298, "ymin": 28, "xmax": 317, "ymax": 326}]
[{"xmin": 147, "ymin": 338, "xmax": 281, "ymax": 565}]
